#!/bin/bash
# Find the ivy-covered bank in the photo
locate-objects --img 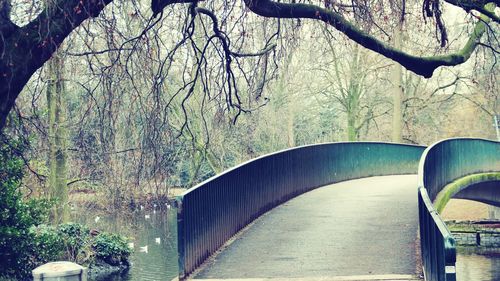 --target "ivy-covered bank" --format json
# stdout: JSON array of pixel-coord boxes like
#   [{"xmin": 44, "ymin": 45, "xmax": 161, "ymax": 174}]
[{"xmin": 0, "ymin": 140, "xmax": 131, "ymax": 280}]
